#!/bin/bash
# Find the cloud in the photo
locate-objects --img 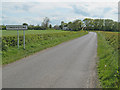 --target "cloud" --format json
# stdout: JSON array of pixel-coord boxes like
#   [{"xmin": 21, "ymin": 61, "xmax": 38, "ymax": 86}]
[
  {"xmin": 70, "ymin": 2, "xmax": 118, "ymax": 20},
  {"xmin": 72, "ymin": 5, "xmax": 89, "ymax": 16},
  {"xmin": 2, "ymin": 0, "xmax": 119, "ymax": 2},
  {"xmin": 1, "ymin": 2, "xmax": 118, "ymax": 25}
]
